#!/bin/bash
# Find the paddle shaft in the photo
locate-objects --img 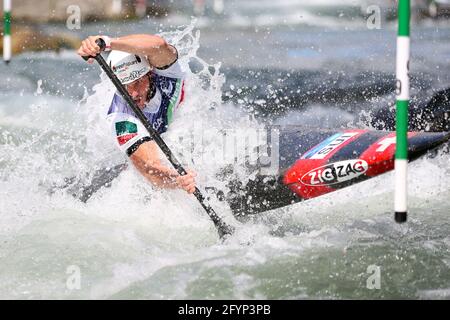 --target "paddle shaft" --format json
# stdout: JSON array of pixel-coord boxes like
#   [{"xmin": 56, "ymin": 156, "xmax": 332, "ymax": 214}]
[{"xmin": 82, "ymin": 39, "xmax": 234, "ymax": 238}]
